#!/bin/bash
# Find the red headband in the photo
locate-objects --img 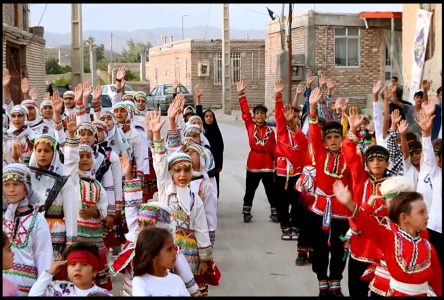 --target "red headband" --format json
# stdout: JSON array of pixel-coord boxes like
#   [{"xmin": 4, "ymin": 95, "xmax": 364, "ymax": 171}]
[{"xmin": 66, "ymin": 251, "xmax": 100, "ymax": 270}]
